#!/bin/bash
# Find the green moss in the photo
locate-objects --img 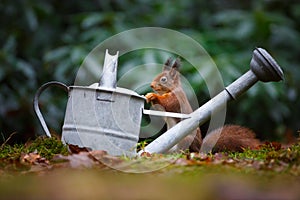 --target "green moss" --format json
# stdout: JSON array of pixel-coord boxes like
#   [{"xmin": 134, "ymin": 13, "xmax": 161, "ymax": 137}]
[
  {"xmin": 24, "ymin": 137, "xmax": 69, "ymax": 160},
  {"xmin": 0, "ymin": 136, "xmax": 69, "ymax": 162},
  {"xmin": 228, "ymin": 142, "xmax": 300, "ymax": 166}
]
